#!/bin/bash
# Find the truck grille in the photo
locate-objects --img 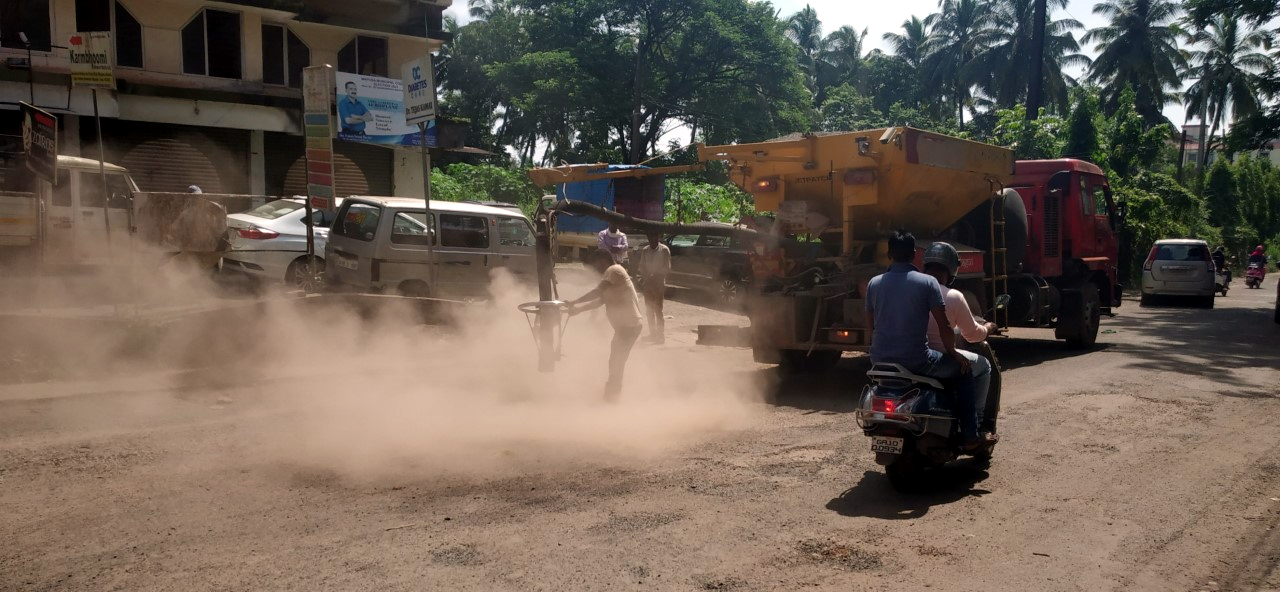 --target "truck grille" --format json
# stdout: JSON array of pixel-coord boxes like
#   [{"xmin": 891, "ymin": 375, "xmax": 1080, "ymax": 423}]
[{"xmin": 1043, "ymin": 192, "xmax": 1059, "ymax": 257}]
